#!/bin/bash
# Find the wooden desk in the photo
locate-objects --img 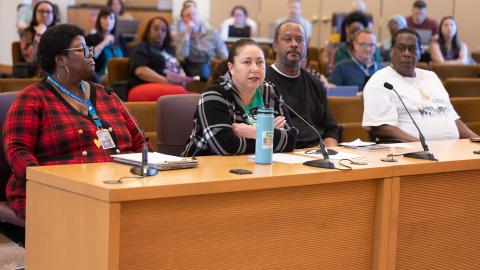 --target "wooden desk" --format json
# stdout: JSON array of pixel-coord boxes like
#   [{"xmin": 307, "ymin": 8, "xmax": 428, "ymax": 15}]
[{"xmin": 25, "ymin": 140, "xmax": 480, "ymax": 270}]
